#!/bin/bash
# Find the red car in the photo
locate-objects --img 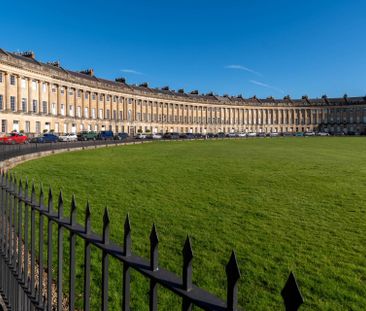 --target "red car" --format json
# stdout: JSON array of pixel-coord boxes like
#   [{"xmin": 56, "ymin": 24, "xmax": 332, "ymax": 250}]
[{"xmin": 0, "ymin": 132, "xmax": 29, "ymax": 144}]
